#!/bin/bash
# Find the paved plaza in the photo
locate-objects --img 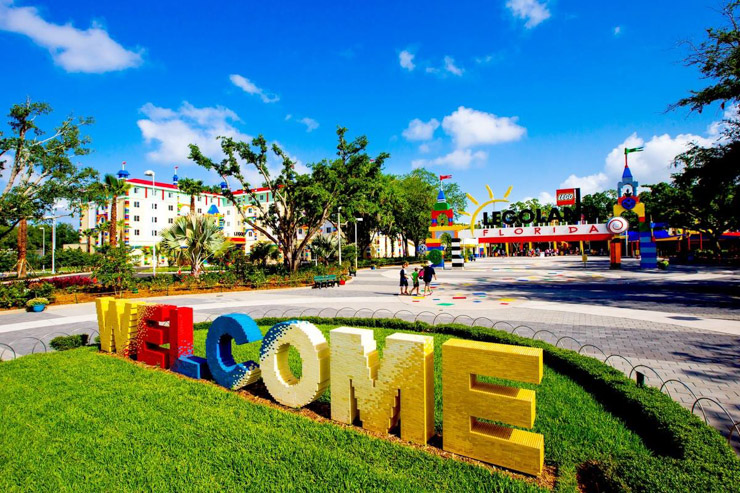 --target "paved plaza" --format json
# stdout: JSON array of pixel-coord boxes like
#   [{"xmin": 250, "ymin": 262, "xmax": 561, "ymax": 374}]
[{"xmin": 1, "ymin": 256, "xmax": 738, "ymax": 448}]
